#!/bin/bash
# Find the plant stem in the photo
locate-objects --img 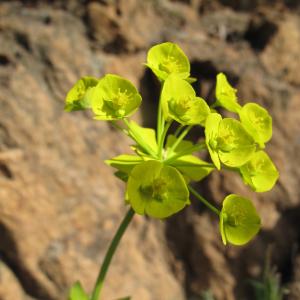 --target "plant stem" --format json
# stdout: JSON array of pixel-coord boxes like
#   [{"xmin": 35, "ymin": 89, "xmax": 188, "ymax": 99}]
[
  {"xmin": 188, "ymin": 186, "xmax": 220, "ymax": 216},
  {"xmin": 156, "ymin": 83, "xmax": 165, "ymax": 144},
  {"xmin": 167, "ymin": 125, "xmax": 193, "ymax": 156},
  {"xmin": 174, "ymin": 124, "xmax": 184, "ymax": 138},
  {"xmin": 164, "ymin": 142, "xmax": 207, "ymax": 164},
  {"xmin": 91, "ymin": 208, "xmax": 135, "ymax": 300},
  {"xmin": 158, "ymin": 121, "xmax": 172, "ymax": 160}
]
